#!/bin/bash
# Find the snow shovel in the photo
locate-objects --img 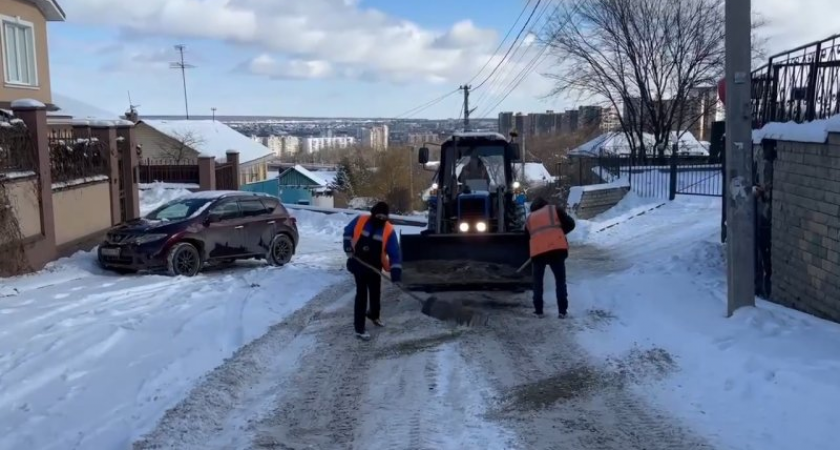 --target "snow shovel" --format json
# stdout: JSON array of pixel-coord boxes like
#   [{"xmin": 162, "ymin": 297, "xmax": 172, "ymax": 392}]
[{"xmin": 351, "ymin": 256, "xmax": 487, "ymax": 327}]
